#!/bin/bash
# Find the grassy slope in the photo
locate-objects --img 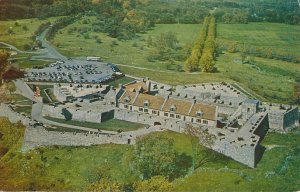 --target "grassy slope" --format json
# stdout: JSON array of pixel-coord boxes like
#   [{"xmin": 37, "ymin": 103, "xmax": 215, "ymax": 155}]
[
  {"xmin": 218, "ymin": 22, "xmax": 300, "ymax": 57},
  {"xmin": 173, "ymin": 130, "xmax": 300, "ymax": 192},
  {"xmin": 1, "ymin": 116, "xmax": 299, "ymax": 191},
  {"xmin": 0, "ymin": 17, "xmax": 58, "ymax": 50}
]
